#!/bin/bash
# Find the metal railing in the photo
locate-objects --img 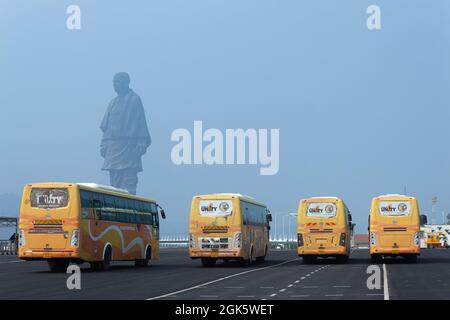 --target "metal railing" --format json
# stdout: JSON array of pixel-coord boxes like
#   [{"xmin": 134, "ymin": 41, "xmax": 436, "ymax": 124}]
[{"xmin": 0, "ymin": 240, "xmax": 17, "ymax": 255}]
